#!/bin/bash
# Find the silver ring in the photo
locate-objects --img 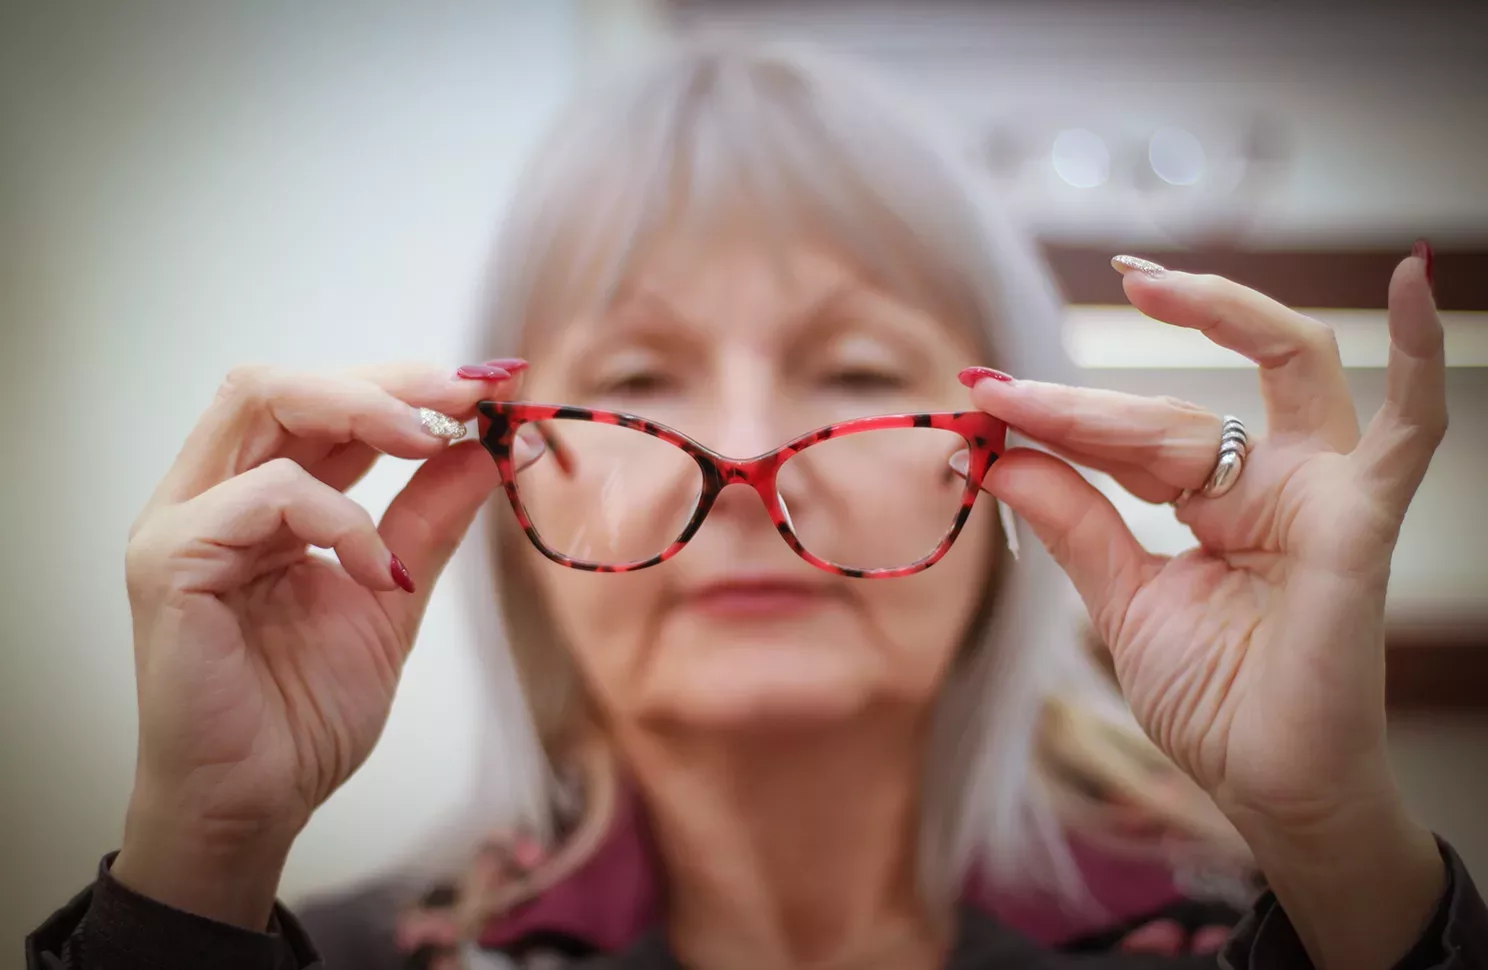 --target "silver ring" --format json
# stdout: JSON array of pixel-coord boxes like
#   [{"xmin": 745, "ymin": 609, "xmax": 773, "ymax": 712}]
[{"xmin": 1172, "ymin": 415, "xmax": 1248, "ymax": 506}]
